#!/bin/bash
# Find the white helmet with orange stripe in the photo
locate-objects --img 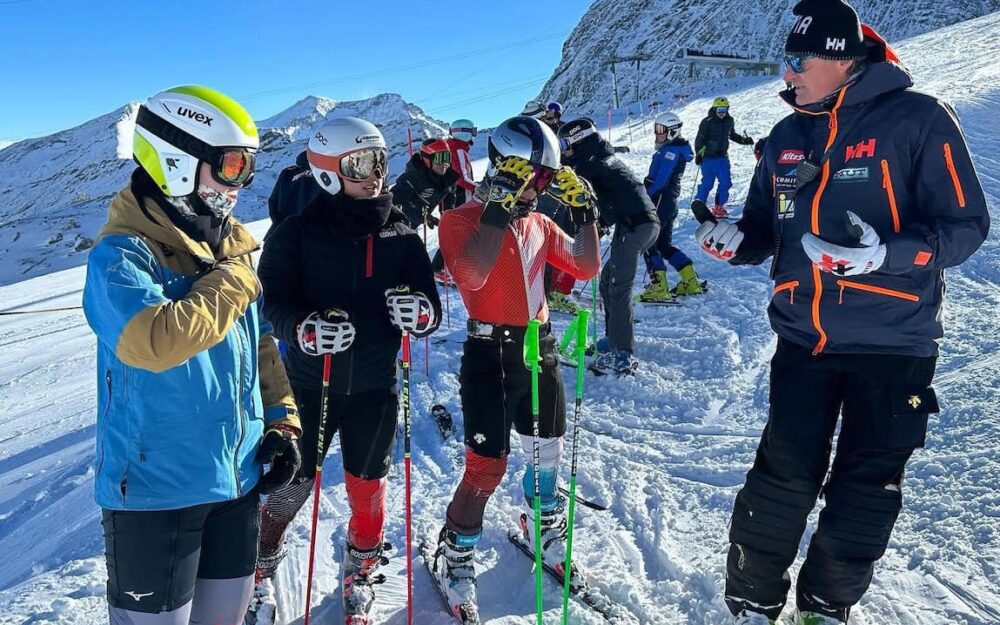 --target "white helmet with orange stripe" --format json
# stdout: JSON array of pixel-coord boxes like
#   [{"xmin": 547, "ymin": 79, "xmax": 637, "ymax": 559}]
[{"xmin": 307, "ymin": 117, "xmax": 388, "ymax": 195}]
